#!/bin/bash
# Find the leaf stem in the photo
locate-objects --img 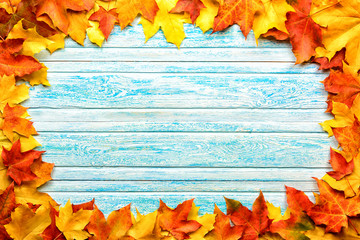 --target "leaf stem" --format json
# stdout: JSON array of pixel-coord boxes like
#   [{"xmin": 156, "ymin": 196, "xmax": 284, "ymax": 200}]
[
  {"xmin": 345, "ymin": 176, "xmax": 356, "ymax": 197},
  {"xmin": 349, "ymin": 218, "xmax": 360, "ymax": 236}
]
